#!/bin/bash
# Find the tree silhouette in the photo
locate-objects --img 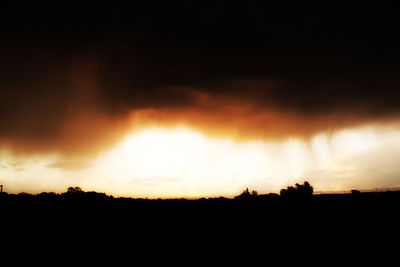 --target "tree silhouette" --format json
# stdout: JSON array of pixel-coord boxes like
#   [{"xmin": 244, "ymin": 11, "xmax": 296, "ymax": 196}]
[
  {"xmin": 235, "ymin": 187, "xmax": 251, "ymax": 200},
  {"xmin": 280, "ymin": 181, "xmax": 313, "ymax": 200},
  {"xmin": 251, "ymin": 190, "xmax": 259, "ymax": 198},
  {"xmin": 67, "ymin": 186, "xmax": 84, "ymax": 194},
  {"xmin": 234, "ymin": 188, "xmax": 259, "ymax": 200}
]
